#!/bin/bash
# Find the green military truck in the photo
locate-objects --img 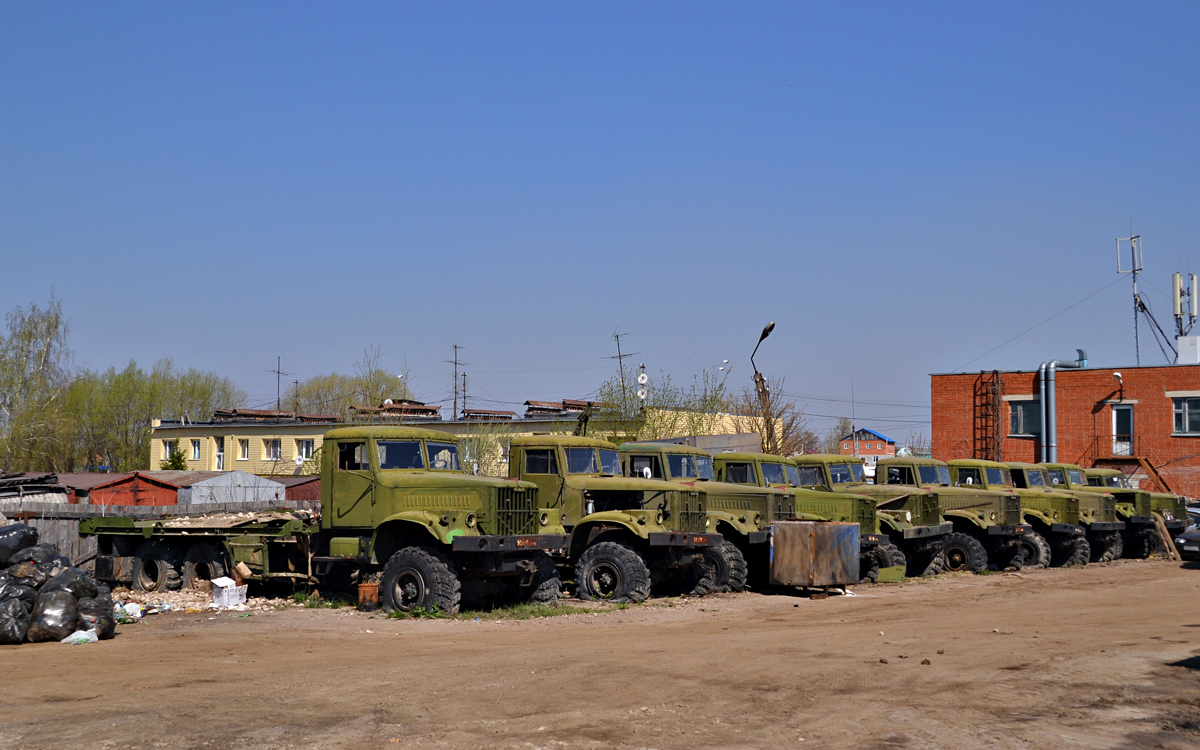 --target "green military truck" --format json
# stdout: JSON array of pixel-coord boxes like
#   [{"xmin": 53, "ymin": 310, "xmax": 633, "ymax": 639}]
[
  {"xmin": 710, "ymin": 452, "xmax": 897, "ymax": 582},
  {"xmin": 506, "ymin": 435, "xmax": 720, "ymax": 603},
  {"xmin": 1084, "ymin": 467, "xmax": 1189, "ymax": 558},
  {"xmin": 873, "ymin": 457, "xmax": 1027, "ymax": 573},
  {"xmin": 947, "ymin": 459, "xmax": 1087, "ymax": 568},
  {"xmin": 1040, "ymin": 463, "xmax": 1125, "ymax": 562},
  {"xmin": 616, "ymin": 441, "xmax": 800, "ymax": 592},
  {"xmin": 81, "ymin": 427, "xmax": 570, "ymax": 615},
  {"xmin": 790, "ymin": 454, "xmax": 951, "ymax": 577}
]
